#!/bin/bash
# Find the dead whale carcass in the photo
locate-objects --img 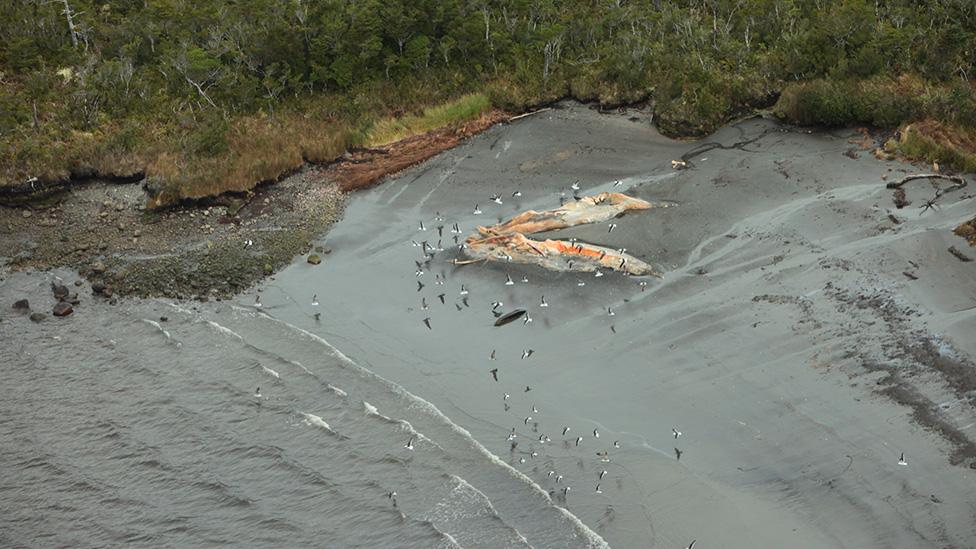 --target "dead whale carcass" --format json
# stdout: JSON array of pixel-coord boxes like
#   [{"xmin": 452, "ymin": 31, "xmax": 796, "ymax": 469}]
[
  {"xmin": 485, "ymin": 192, "xmax": 666, "ymax": 236},
  {"xmin": 464, "ymin": 232, "xmax": 661, "ymax": 277}
]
